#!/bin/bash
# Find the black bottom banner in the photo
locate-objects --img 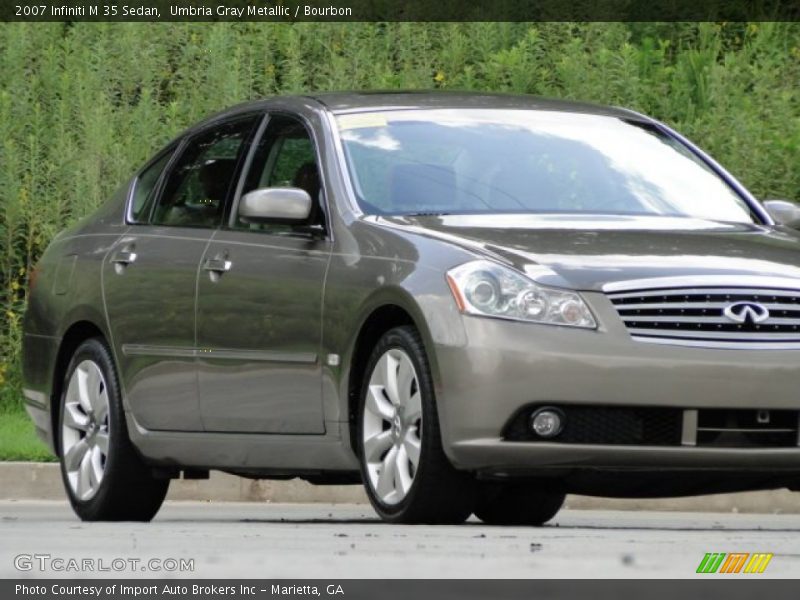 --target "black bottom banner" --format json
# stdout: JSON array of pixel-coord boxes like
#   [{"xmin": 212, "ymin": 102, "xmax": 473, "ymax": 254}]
[{"xmin": 4, "ymin": 580, "xmax": 799, "ymax": 600}]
